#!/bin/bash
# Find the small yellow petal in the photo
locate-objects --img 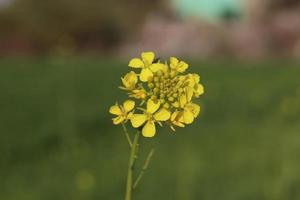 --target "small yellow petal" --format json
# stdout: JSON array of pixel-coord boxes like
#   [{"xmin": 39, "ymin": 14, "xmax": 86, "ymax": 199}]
[
  {"xmin": 173, "ymin": 121, "xmax": 185, "ymax": 127},
  {"xmin": 109, "ymin": 105, "xmax": 122, "ymax": 115},
  {"xmin": 130, "ymin": 114, "xmax": 147, "ymax": 128},
  {"xmin": 142, "ymin": 121, "xmax": 156, "ymax": 137},
  {"xmin": 171, "ymin": 111, "xmax": 185, "ymax": 127},
  {"xmin": 128, "ymin": 58, "xmax": 144, "ymax": 68},
  {"xmin": 171, "ymin": 111, "xmax": 179, "ymax": 121},
  {"xmin": 183, "ymin": 109, "xmax": 194, "ymax": 124},
  {"xmin": 123, "ymin": 100, "xmax": 135, "ymax": 112},
  {"xmin": 177, "ymin": 61, "xmax": 188, "ymax": 72},
  {"xmin": 195, "ymin": 84, "xmax": 204, "ymax": 97},
  {"xmin": 179, "ymin": 95, "xmax": 187, "ymax": 108},
  {"xmin": 113, "ymin": 116, "xmax": 125, "ymax": 125},
  {"xmin": 121, "ymin": 71, "xmax": 138, "ymax": 90},
  {"xmin": 154, "ymin": 108, "xmax": 171, "ymax": 121},
  {"xmin": 170, "ymin": 57, "xmax": 178, "ymax": 68},
  {"xmin": 130, "ymin": 89, "xmax": 147, "ymax": 99},
  {"xmin": 147, "ymin": 99, "xmax": 160, "ymax": 114},
  {"xmin": 162, "ymin": 63, "xmax": 169, "ymax": 72},
  {"xmin": 149, "ymin": 63, "xmax": 164, "ymax": 72},
  {"xmin": 186, "ymin": 103, "xmax": 200, "ymax": 117},
  {"xmin": 127, "ymin": 112, "xmax": 133, "ymax": 119},
  {"xmin": 186, "ymin": 87, "xmax": 194, "ymax": 102},
  {"xmin": 193, "ymin": 73, "xmax": 200, "ymax": 83},
  {"xmin": 140, "ymin": 68, "xmax": 153, "ymax": 82},
  {"xmin": 121, "ymin": 78, "xmax": 129, "ymax": 88},
  {"xmin": 141, "ymin": 52, "xmax": 155, "ymax": 65}
]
